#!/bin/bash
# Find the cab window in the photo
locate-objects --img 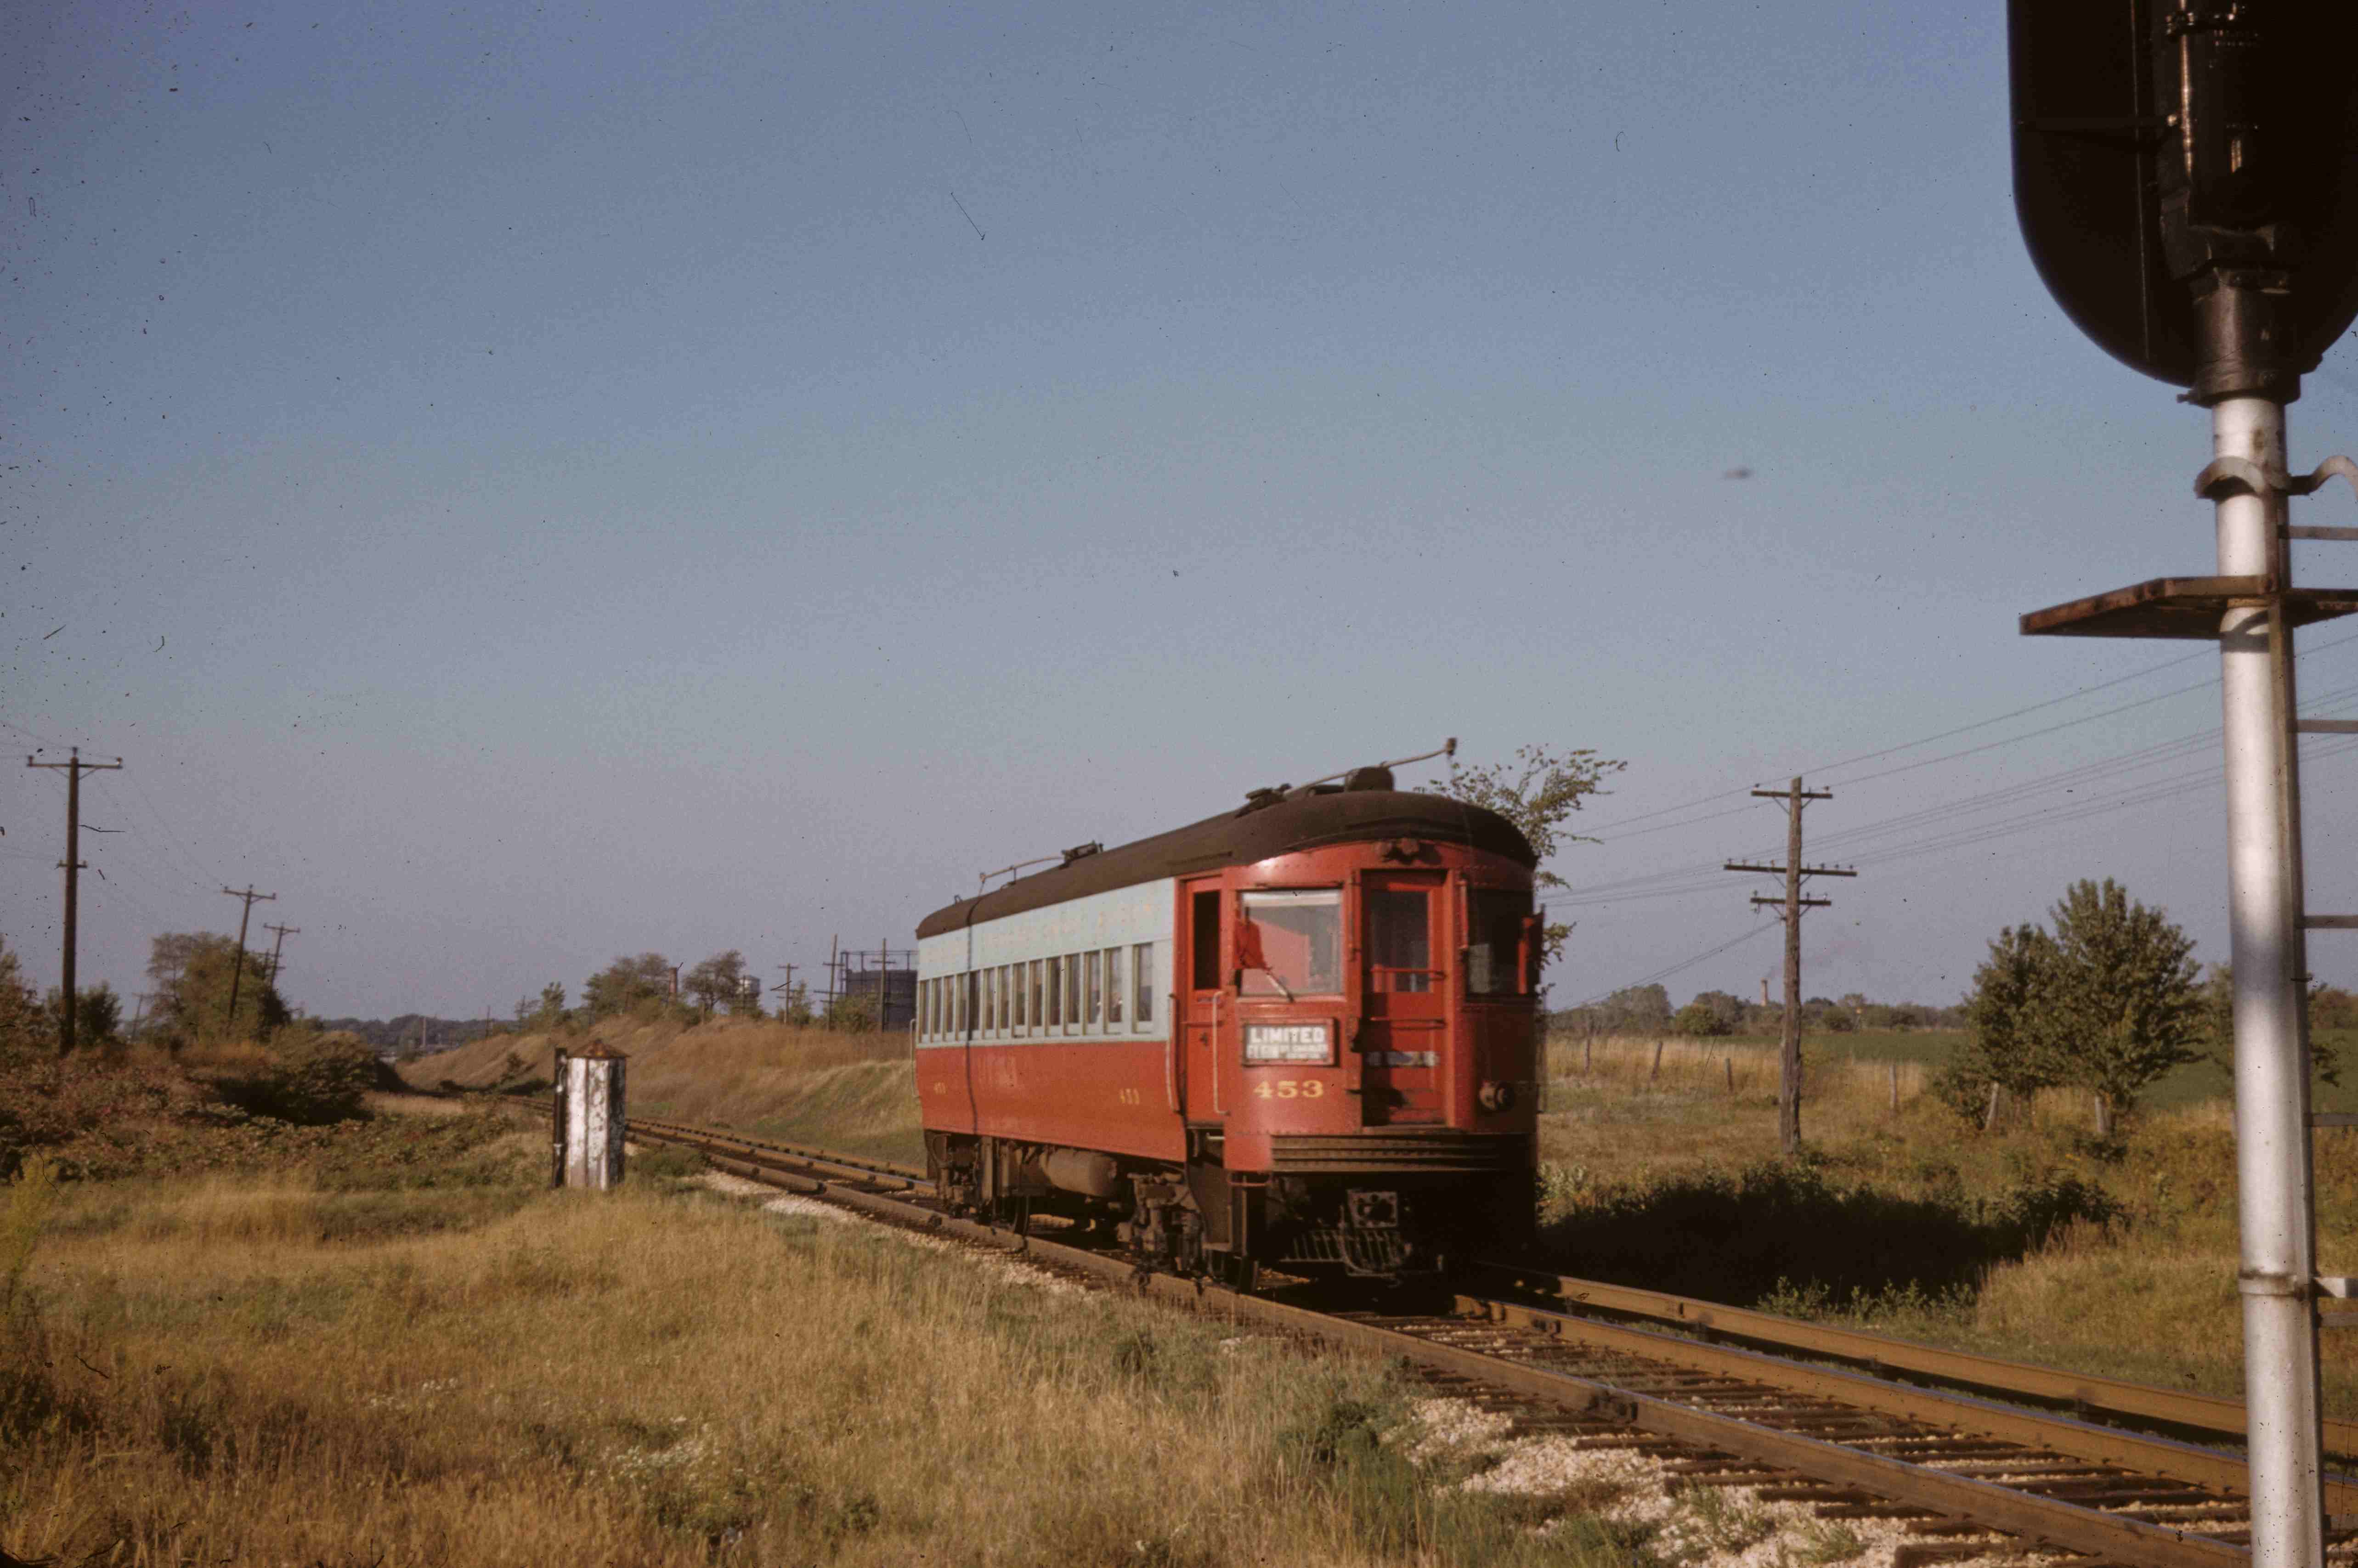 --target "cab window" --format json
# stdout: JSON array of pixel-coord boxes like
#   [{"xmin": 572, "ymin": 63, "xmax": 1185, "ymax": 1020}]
[
  {"xmin": 1467, "ymin": 889, "xmax": 1534, "ymax": 995},
  {"xmin": 1238, "ymin": 889, "xmax": 1342, "ymax": 997}
]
